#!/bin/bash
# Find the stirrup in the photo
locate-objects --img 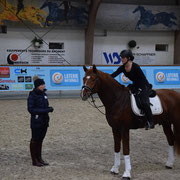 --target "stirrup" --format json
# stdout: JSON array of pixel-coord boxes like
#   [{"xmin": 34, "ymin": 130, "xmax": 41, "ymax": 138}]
[{"xmin": 145, "ymin": 122, "xmax": 154, "ymax": 130}]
